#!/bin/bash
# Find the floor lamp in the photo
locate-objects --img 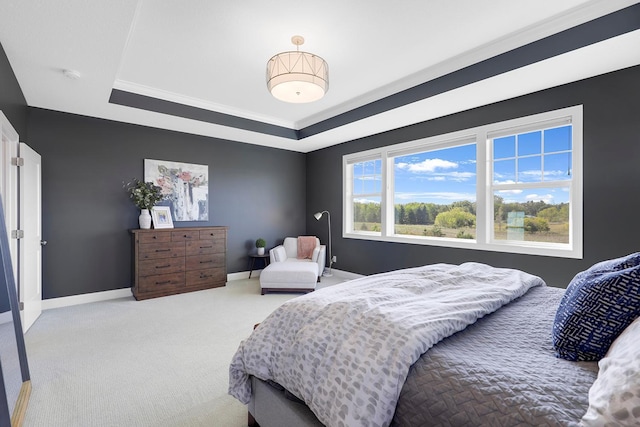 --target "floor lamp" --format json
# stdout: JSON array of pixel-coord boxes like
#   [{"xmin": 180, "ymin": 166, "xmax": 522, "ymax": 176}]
[{"xmin": 314, "ymin": 210, "xmax": 332, "ymax": 276}]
